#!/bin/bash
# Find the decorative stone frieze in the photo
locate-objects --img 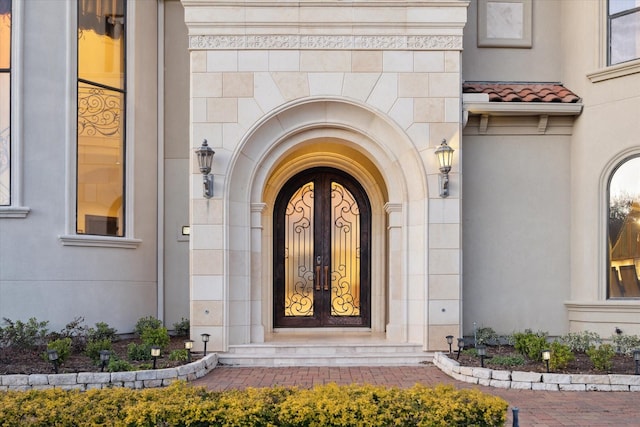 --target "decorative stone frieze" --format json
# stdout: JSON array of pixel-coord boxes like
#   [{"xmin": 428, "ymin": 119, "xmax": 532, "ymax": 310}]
[{"xmin": 189, "ymin": 34, "xmax": 462, "ymax": 50}]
